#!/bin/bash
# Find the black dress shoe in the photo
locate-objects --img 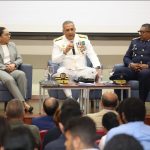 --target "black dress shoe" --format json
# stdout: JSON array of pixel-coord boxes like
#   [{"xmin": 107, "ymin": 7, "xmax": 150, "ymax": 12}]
[{"xmin": 25, "ymin": 106, "xmax": 33, "ymax": 113}]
